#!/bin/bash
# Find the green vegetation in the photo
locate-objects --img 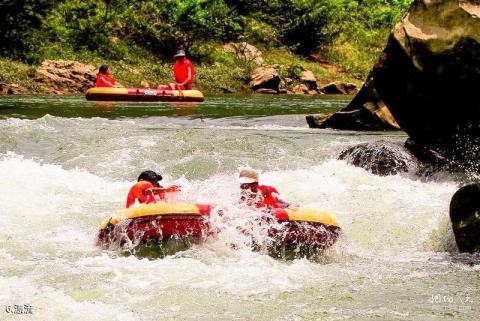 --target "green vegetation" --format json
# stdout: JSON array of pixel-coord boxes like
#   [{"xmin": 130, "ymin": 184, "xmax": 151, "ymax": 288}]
[
  {"xmin": 0, "ymin": 0, "xmax": 412, "ymax": 93},
  {"xmin": 0, "ymin": 59, "xmax": 41, "ymax": 92}
]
